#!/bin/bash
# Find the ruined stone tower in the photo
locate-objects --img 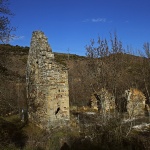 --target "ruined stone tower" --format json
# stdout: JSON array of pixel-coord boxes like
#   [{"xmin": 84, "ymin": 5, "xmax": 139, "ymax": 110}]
[{"xmin": 26, "ymin": 31, "xmax": 70, "ymax": 128}]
